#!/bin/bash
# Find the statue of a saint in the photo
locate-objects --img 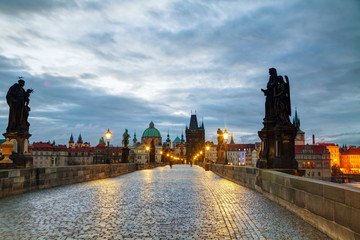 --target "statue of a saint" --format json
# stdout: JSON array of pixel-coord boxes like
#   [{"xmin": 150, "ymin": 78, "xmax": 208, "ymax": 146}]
[
  {"xmin": 122, "ymin": 129, "xmax": 130, "ymax": 148},
  {"xmin": 274, "ymin": 75, "xmax": 291, "ymax": 124},
  {"xmin": 6, "ymin": 79, "xmax": 33, "ymax": 133},
  {"xmin": 261, "ymin": 68, "xmax": 278, "ymax": 120}
]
